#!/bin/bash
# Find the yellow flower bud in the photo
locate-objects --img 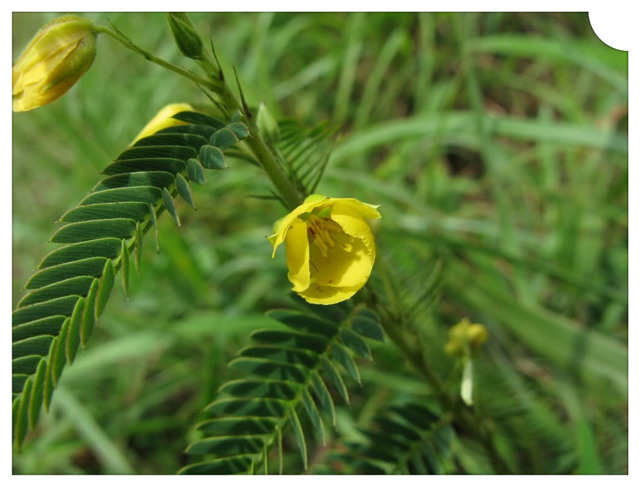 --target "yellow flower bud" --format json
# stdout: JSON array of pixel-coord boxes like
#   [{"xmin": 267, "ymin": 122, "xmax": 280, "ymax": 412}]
[
  {"xmin": 444, "ymin": 318, "xmax": 488, "ymax": 357},
  {"xmin": 131, "ymin": 103, "xmax": 194, "ymax": 144},
  {"xmin": 12, "ymin": 15, "xmax": 97, "ymax": 112},
  {"xmin": 268, "ymin": 194, "xmax": 381, "ymax": 305}
]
